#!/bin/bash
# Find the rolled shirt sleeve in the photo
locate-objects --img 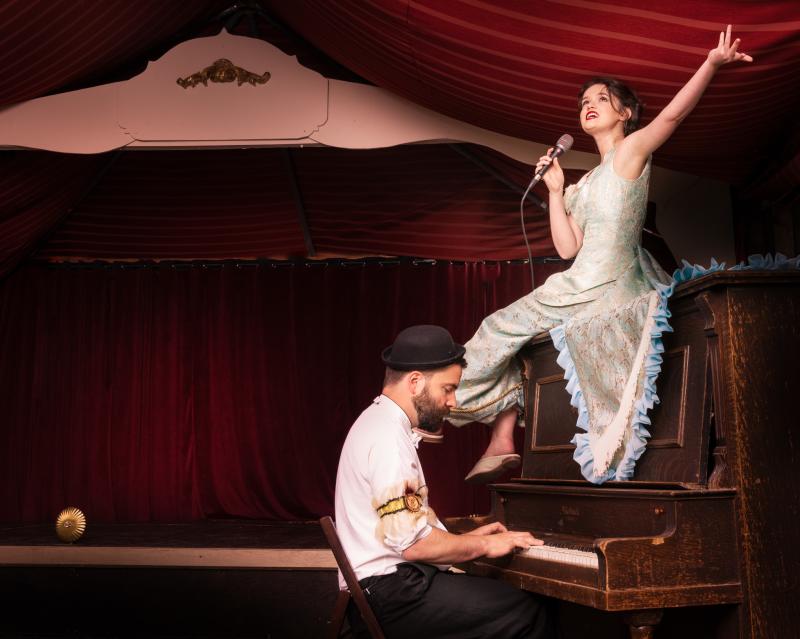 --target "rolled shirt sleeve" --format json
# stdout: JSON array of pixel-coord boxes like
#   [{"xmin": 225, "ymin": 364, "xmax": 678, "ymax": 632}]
[{"xmin": 368, "ymin": 434, "xmax": 435, "ymax": 553}]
